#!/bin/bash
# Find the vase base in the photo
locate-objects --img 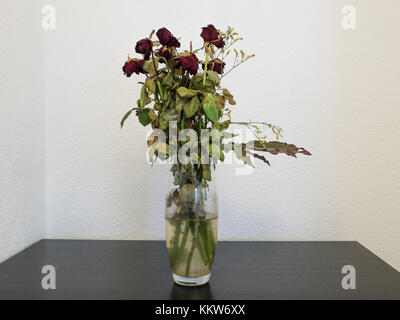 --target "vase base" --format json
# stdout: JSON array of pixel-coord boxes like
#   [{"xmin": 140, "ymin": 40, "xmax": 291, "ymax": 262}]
[{"xmin": 172, "ymin": 273, "xmax": 211, "ymax": 286}]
